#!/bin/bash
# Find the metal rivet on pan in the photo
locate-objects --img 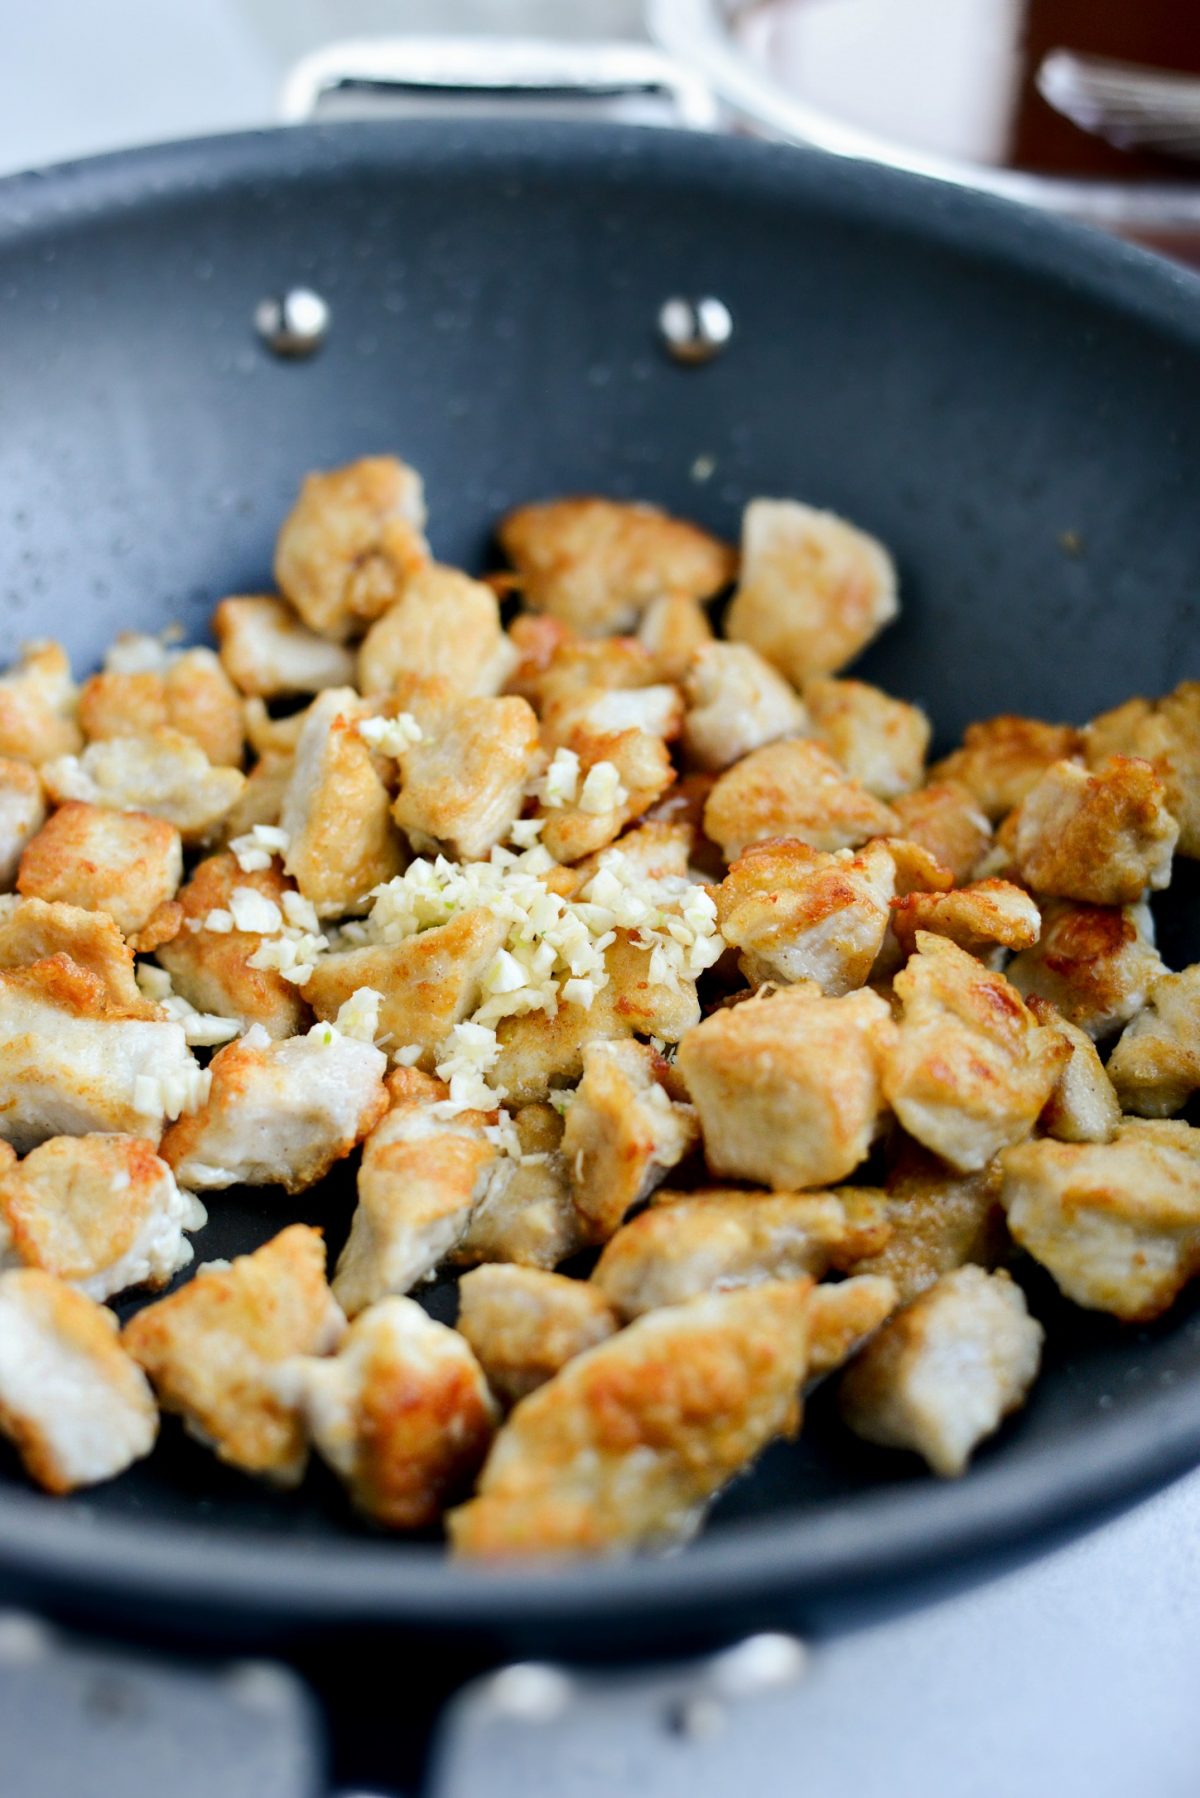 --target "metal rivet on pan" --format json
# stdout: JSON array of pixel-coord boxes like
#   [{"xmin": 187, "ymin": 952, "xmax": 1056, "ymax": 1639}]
[
  {"xmin": 707, "ymin": 1632, "xmax": 809, "ymax": 1697},
  {"xmin": 0, "ymin": 1610, "xmax": 52, "ymax": 1665},
  {"xmin": 658, "ymin": 295, "xmax": 733, "ymax": 364},
  {"xmin": 224, "ymin": 1659, "xmax": 300, "ymax": 1714},
  {"xmin": 483, "ymin": 1661, "xmax": 573, "ymax": 1723},
  {"xmin": 254, "ymin": 287, "xmax": 330, "ymax": 358}
]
